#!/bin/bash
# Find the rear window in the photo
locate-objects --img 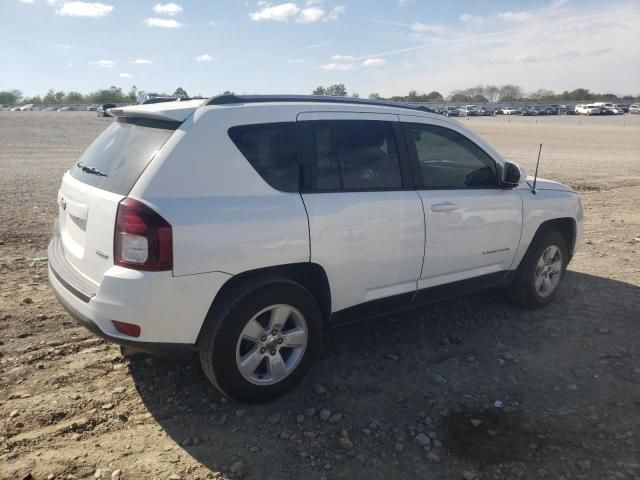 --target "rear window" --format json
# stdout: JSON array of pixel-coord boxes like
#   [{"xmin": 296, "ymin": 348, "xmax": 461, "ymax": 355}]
[
  {"xmin": 70, "ymin": 118, "xmax": 176, "ymax": 195},
  {"xmin": 228, "ymin": 122, "xmax": 299, "ymax": 192}
]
